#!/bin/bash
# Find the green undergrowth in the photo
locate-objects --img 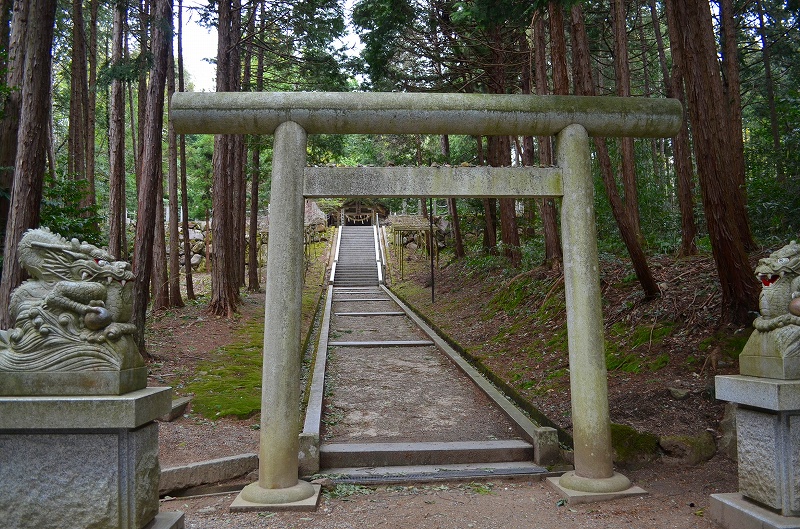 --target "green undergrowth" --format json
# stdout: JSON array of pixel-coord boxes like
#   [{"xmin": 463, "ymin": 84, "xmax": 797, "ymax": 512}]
[
  {"xmin": 389, "ymin": 276, "xmax": 574, "ymax": 447},
  {"xmin": 698, "ymin": 329, "xmax": 751, "ymax": 358},
  {"xmin": 388, "ymin": 248, "xmax": 711, "ymax": 447},
  {"xmin": 183, "ymin": 320, "xmax": 265, "ymax": 419},
  {"xmin": 184, "ymin": 238, "xmax": 330, "ymax": 420},
  {"xmin": 322, "ymin": 483, "xmax": 374, "ymax": 500},
  {"xmin": 605, "ymin": 321, "xmax": 675, "ymax": 373}
]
